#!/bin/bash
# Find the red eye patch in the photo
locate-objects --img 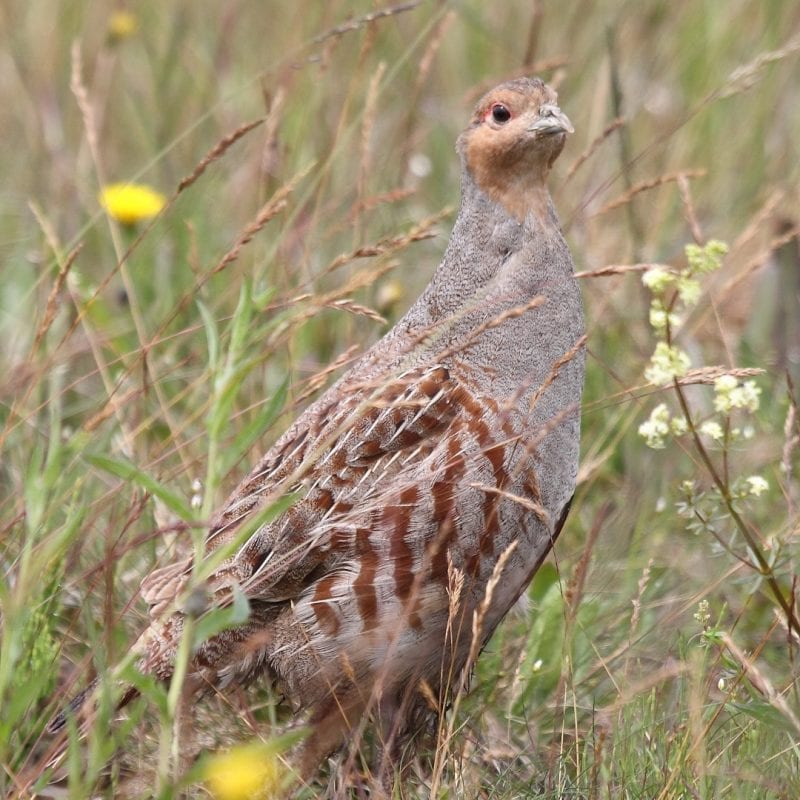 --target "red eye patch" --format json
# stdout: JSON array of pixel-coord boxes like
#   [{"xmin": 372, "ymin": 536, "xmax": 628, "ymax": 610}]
[{"xmin": 487, "ymin": 103, "xmax": 512, "ymax": 124}]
